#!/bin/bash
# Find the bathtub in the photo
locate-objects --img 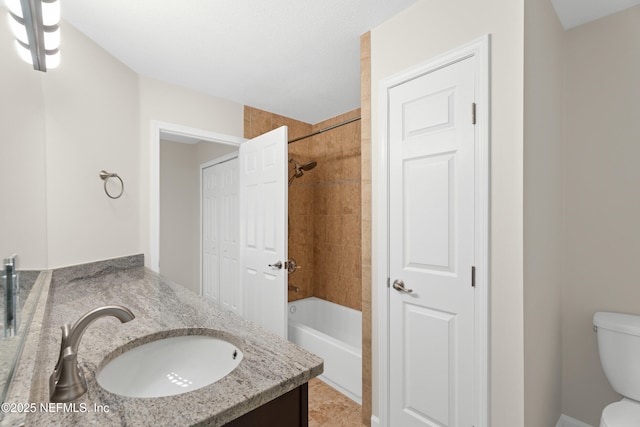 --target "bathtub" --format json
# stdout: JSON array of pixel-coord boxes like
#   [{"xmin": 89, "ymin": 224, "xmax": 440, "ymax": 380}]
[{"xmin": 287, "ymin": 297, "xmax": 362, "ymax": 403}]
